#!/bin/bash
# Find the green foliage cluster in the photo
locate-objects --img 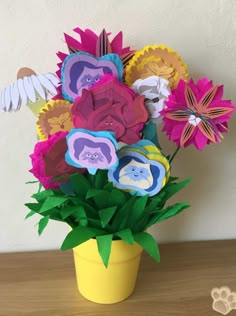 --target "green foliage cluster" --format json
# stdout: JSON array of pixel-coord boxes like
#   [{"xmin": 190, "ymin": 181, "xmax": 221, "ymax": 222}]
[{"xmin": 25, "ymin": 171, "xmax": 190, "ymax": 267}]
